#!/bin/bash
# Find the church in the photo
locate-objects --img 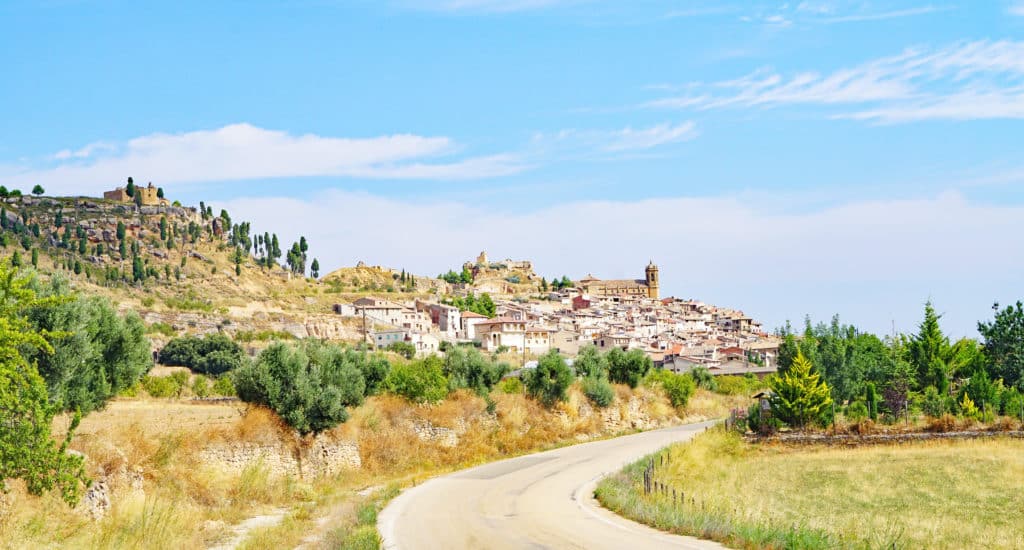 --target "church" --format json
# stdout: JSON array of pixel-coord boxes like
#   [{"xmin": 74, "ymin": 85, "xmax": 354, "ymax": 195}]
[{"xmin": 577, "ymin": 261, "xmax": 660, "ymax": 300}]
